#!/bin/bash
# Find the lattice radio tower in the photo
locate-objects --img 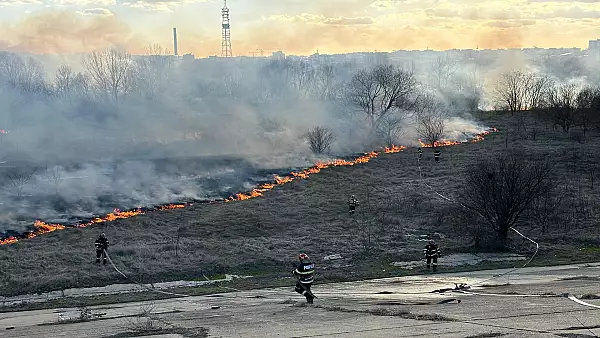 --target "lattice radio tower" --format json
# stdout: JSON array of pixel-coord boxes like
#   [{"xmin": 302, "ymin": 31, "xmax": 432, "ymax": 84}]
[{"xmin": 221, "ymin": 0, "xmax": 232, "ymax": 57}]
